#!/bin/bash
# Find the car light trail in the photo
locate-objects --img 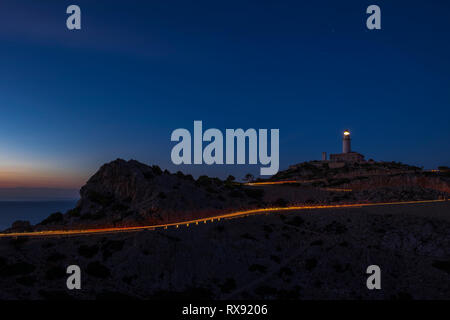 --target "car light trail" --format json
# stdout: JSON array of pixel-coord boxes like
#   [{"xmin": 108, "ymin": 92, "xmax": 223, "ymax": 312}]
[
  {"xmin": 246, "ymin": 180, "xmax": 299, "ymax": 186},
  {"xmin": 0, "ymin": 199, "xmax": 445, "ymax": 238}
]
